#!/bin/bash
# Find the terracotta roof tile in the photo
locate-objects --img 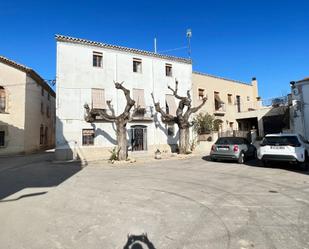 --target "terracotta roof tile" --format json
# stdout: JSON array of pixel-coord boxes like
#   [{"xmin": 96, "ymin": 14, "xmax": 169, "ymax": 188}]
[{"xmin": 55, "ymin": 34, "xmax": 192, "ymax": 64}]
